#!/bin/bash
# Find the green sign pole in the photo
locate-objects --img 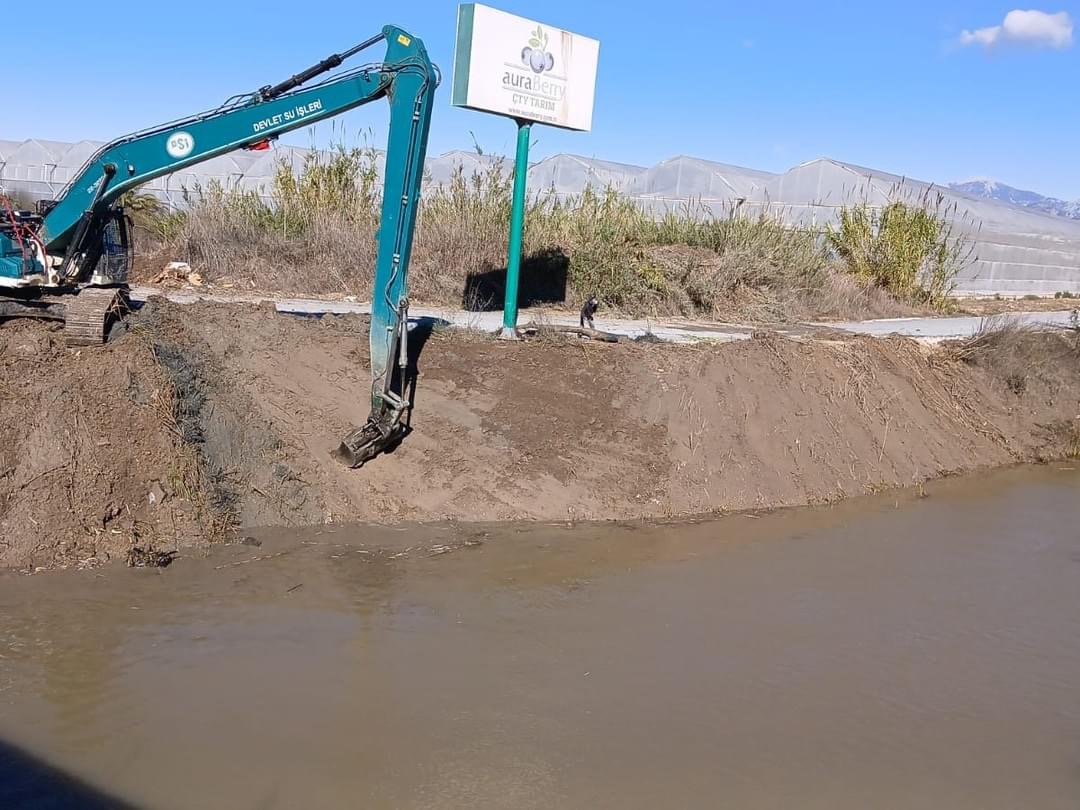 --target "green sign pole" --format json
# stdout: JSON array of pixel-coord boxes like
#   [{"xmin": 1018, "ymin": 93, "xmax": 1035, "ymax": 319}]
[{"xmin": 501, "ymin": 119, "xmax": 532, "ymax": 338}]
